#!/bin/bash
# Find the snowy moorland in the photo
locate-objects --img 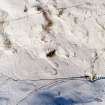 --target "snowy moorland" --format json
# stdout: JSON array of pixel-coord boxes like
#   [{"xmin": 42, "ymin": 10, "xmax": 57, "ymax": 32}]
[{"xmin": 0, "ymin": 0, "xmax": 105, "ymax": 105}]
